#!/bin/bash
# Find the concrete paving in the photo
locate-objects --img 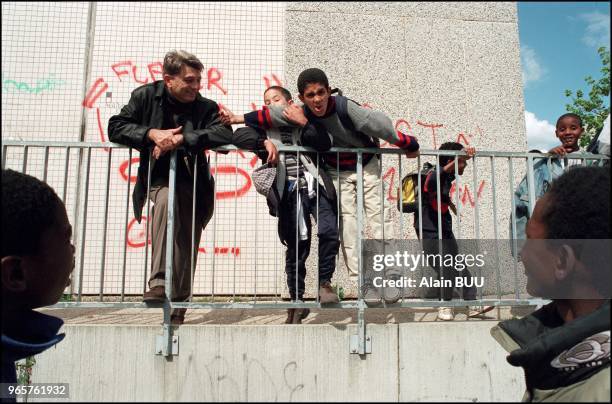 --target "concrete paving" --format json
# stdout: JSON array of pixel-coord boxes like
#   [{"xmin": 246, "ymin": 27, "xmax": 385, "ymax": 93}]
[{"xmin": 40, "ymin": 303, "xmax": 537, "ymax": 326}]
